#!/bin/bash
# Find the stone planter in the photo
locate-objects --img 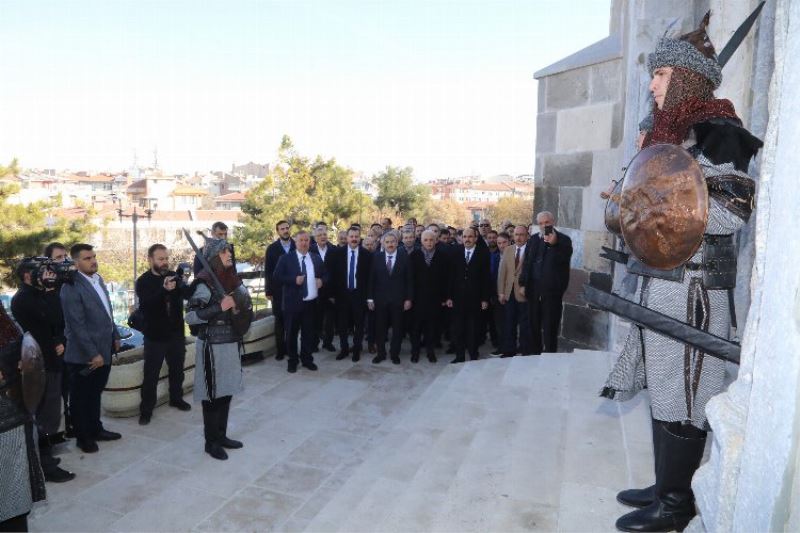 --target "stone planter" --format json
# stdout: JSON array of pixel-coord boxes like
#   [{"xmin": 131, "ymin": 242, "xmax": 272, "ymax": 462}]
[{"xmin": 102, "ymin": 314, "xmax": 276, "ymax": 417}]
